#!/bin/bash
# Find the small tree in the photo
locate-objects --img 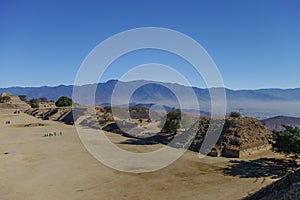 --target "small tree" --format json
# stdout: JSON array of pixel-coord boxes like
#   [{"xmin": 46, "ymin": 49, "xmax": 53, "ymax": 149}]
[
  {"xmin": 230, "ymin": 112, "xmax": 241, "ymax": 118},
  {"xmin": 29, "ymin": 98, "xmax": 39, "ymax": 108},
  {"xmin": 272, "ymin": 125, "xmax": 300, "ymax": 162},
  {"xmin": 161, "ymin": 109, "xmax": 181, "ymax": 134},
  {"xmin": 55, "ymin": 96, "xmax": 72, "ymax": 107},
  {"xmin": 18, "ymin": 95, "xmax": 27, "ymax": 102}
]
